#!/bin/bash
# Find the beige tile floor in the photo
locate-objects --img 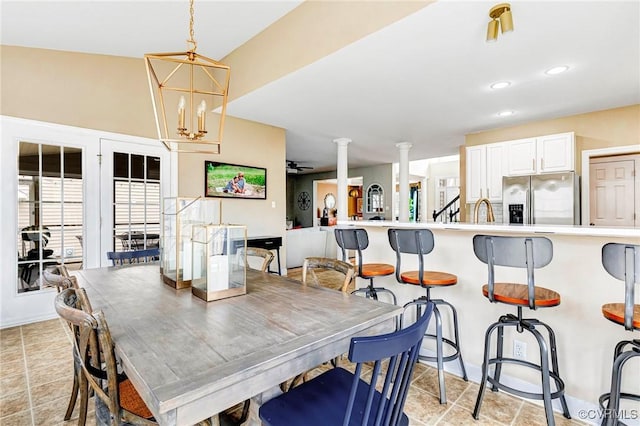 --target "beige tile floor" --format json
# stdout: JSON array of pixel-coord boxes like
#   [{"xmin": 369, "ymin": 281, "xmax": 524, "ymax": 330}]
[{"xmin": 1, "ymin": 319, "xmax": 588, "ymax": 426}]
